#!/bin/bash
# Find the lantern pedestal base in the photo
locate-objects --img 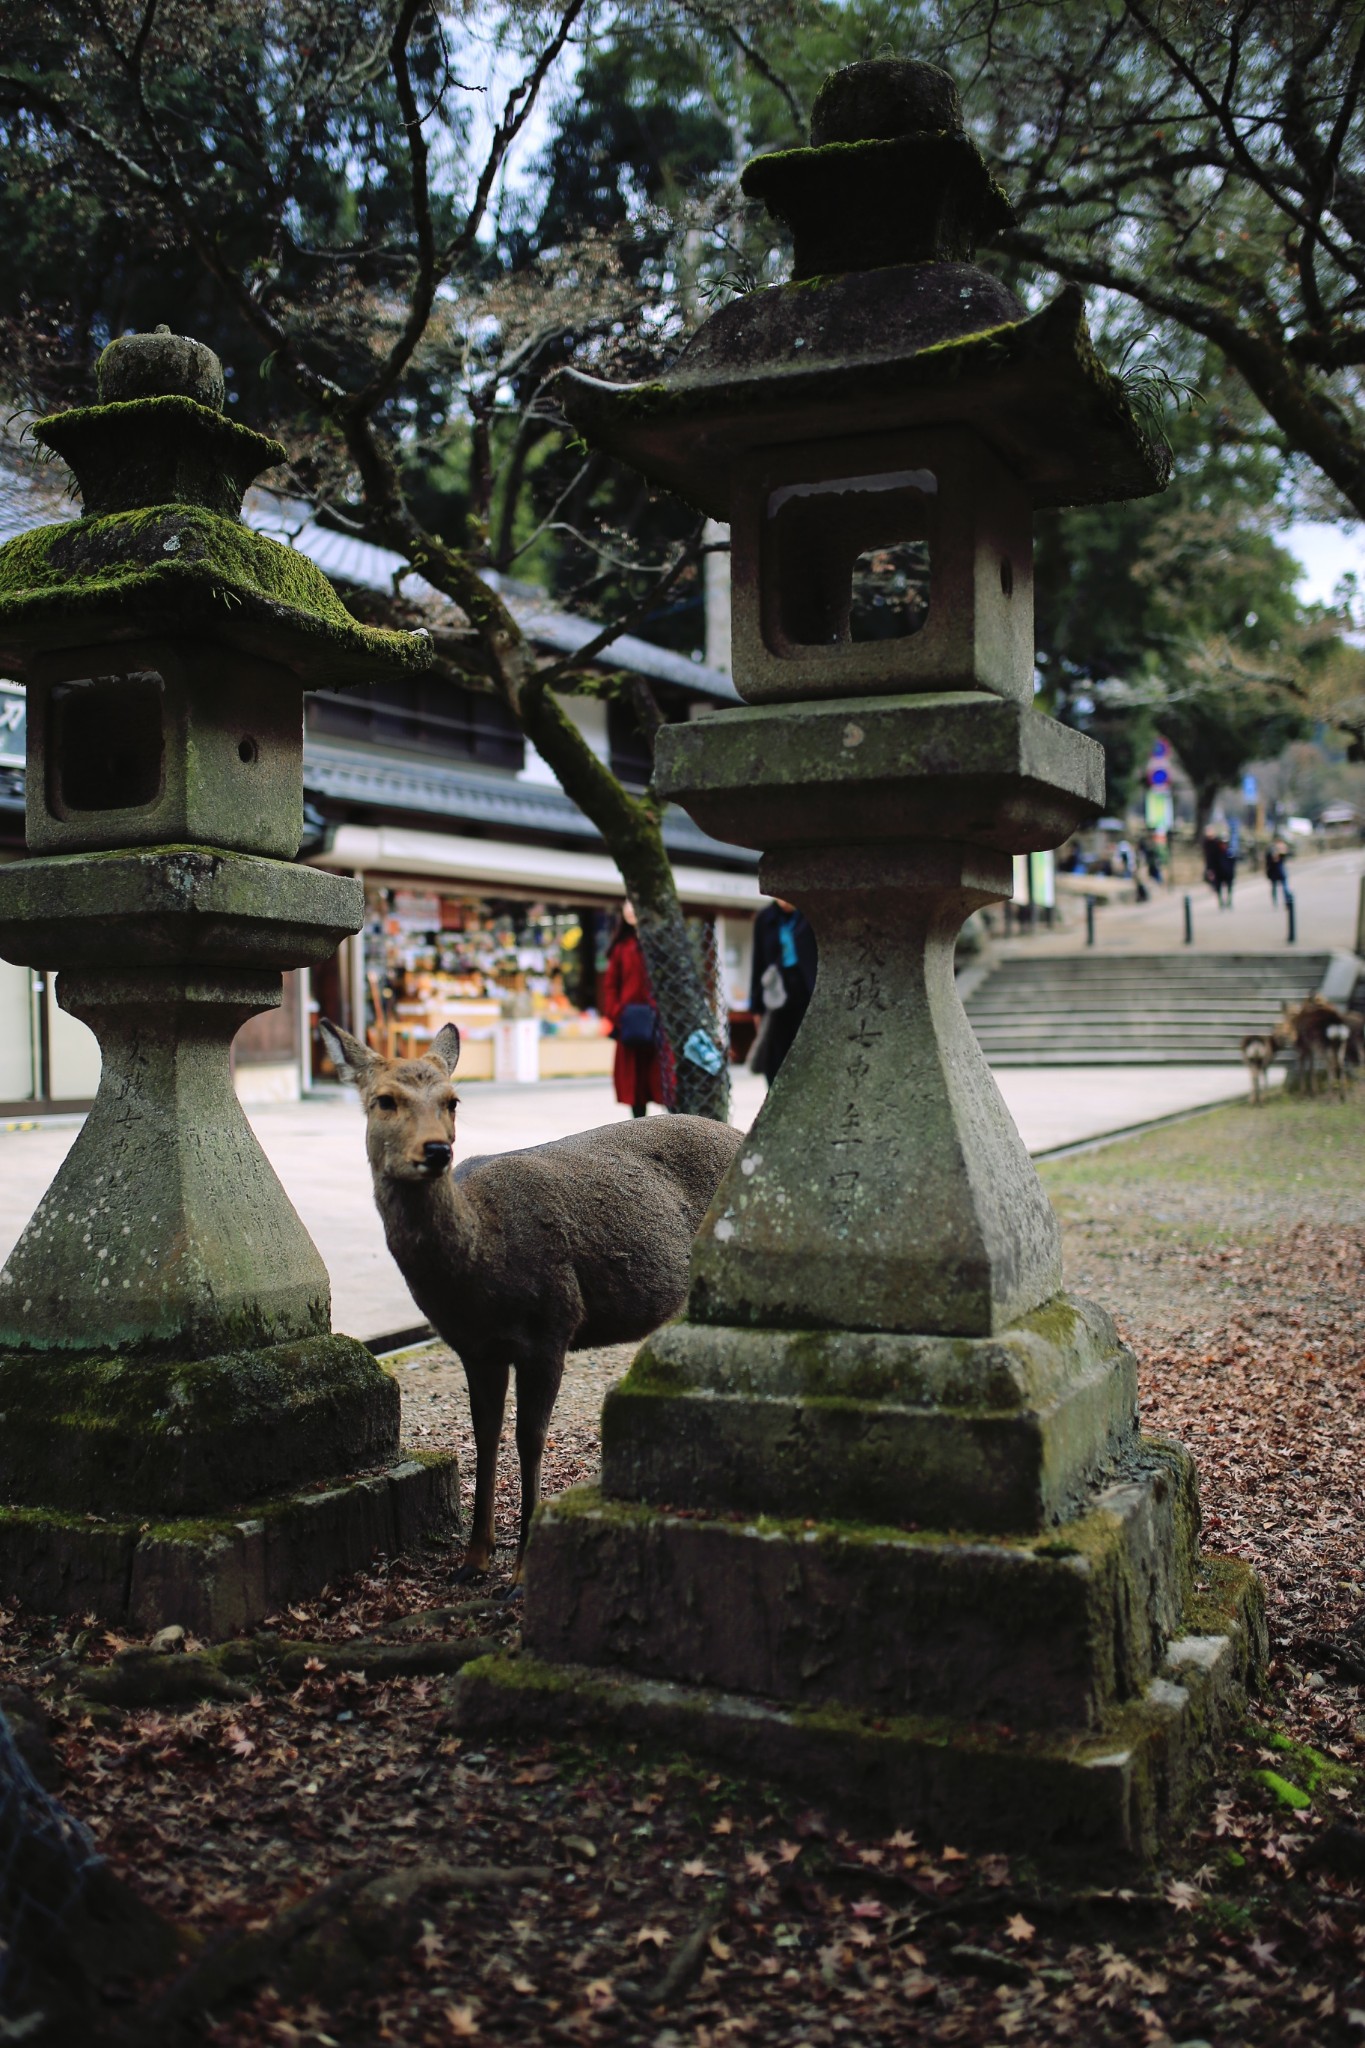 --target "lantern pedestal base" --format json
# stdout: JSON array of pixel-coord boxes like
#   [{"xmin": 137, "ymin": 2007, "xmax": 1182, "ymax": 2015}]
[
  {"xmin": 0, "ymin": 1334, "xmax": 402, "ymax": 1516},
  {"xmin": 457, "ymin": 1564, "xmax": 1259, "ymax": 1867},
  {"xmin": 455, "ymin": 1450, "xmax": 1265, "ymax": 1866},
  {"xmin": 604, "ymin": 1297, "xmax": 1137, "ymax": 1535},
  {"xmin": 0, "ymin": 1452, "xmax": 458, "ymax": 1637}
]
